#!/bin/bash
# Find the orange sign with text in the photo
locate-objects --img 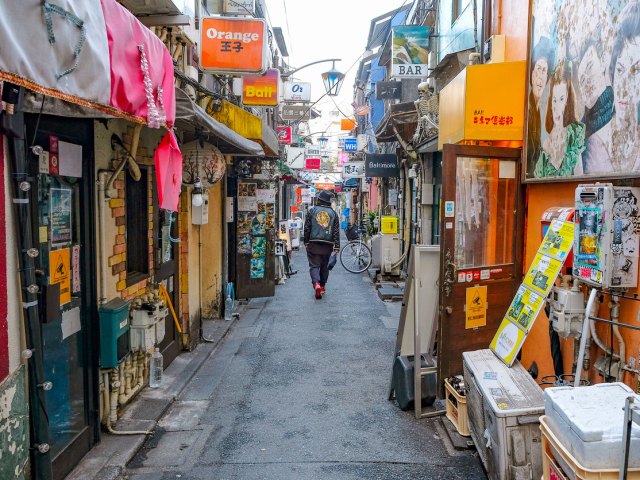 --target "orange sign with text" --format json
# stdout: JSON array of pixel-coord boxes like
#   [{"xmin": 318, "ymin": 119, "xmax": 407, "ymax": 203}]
[
  {"xmin": 315, "ymin": 183, "xmax": 334, "ymax": 191},
  {"xmin": 242, "ymin": 69, "xmax": 280, "ymax": 106},
  {"xmin": 200, "ymin": 17, "xmax": 267, "ymax": 74},
  {"xmin": 341, "ymin": 119, "xmax": 356, "ymax": 130}
]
